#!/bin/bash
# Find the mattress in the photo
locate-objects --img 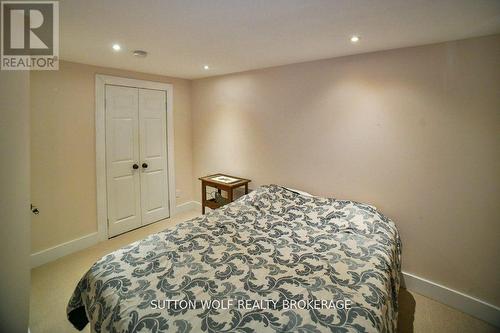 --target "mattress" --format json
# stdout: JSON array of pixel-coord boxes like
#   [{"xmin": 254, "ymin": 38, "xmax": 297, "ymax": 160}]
[{"xmin": 68, "ymin": 184, "xmax": 401, "ymax": 332}]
